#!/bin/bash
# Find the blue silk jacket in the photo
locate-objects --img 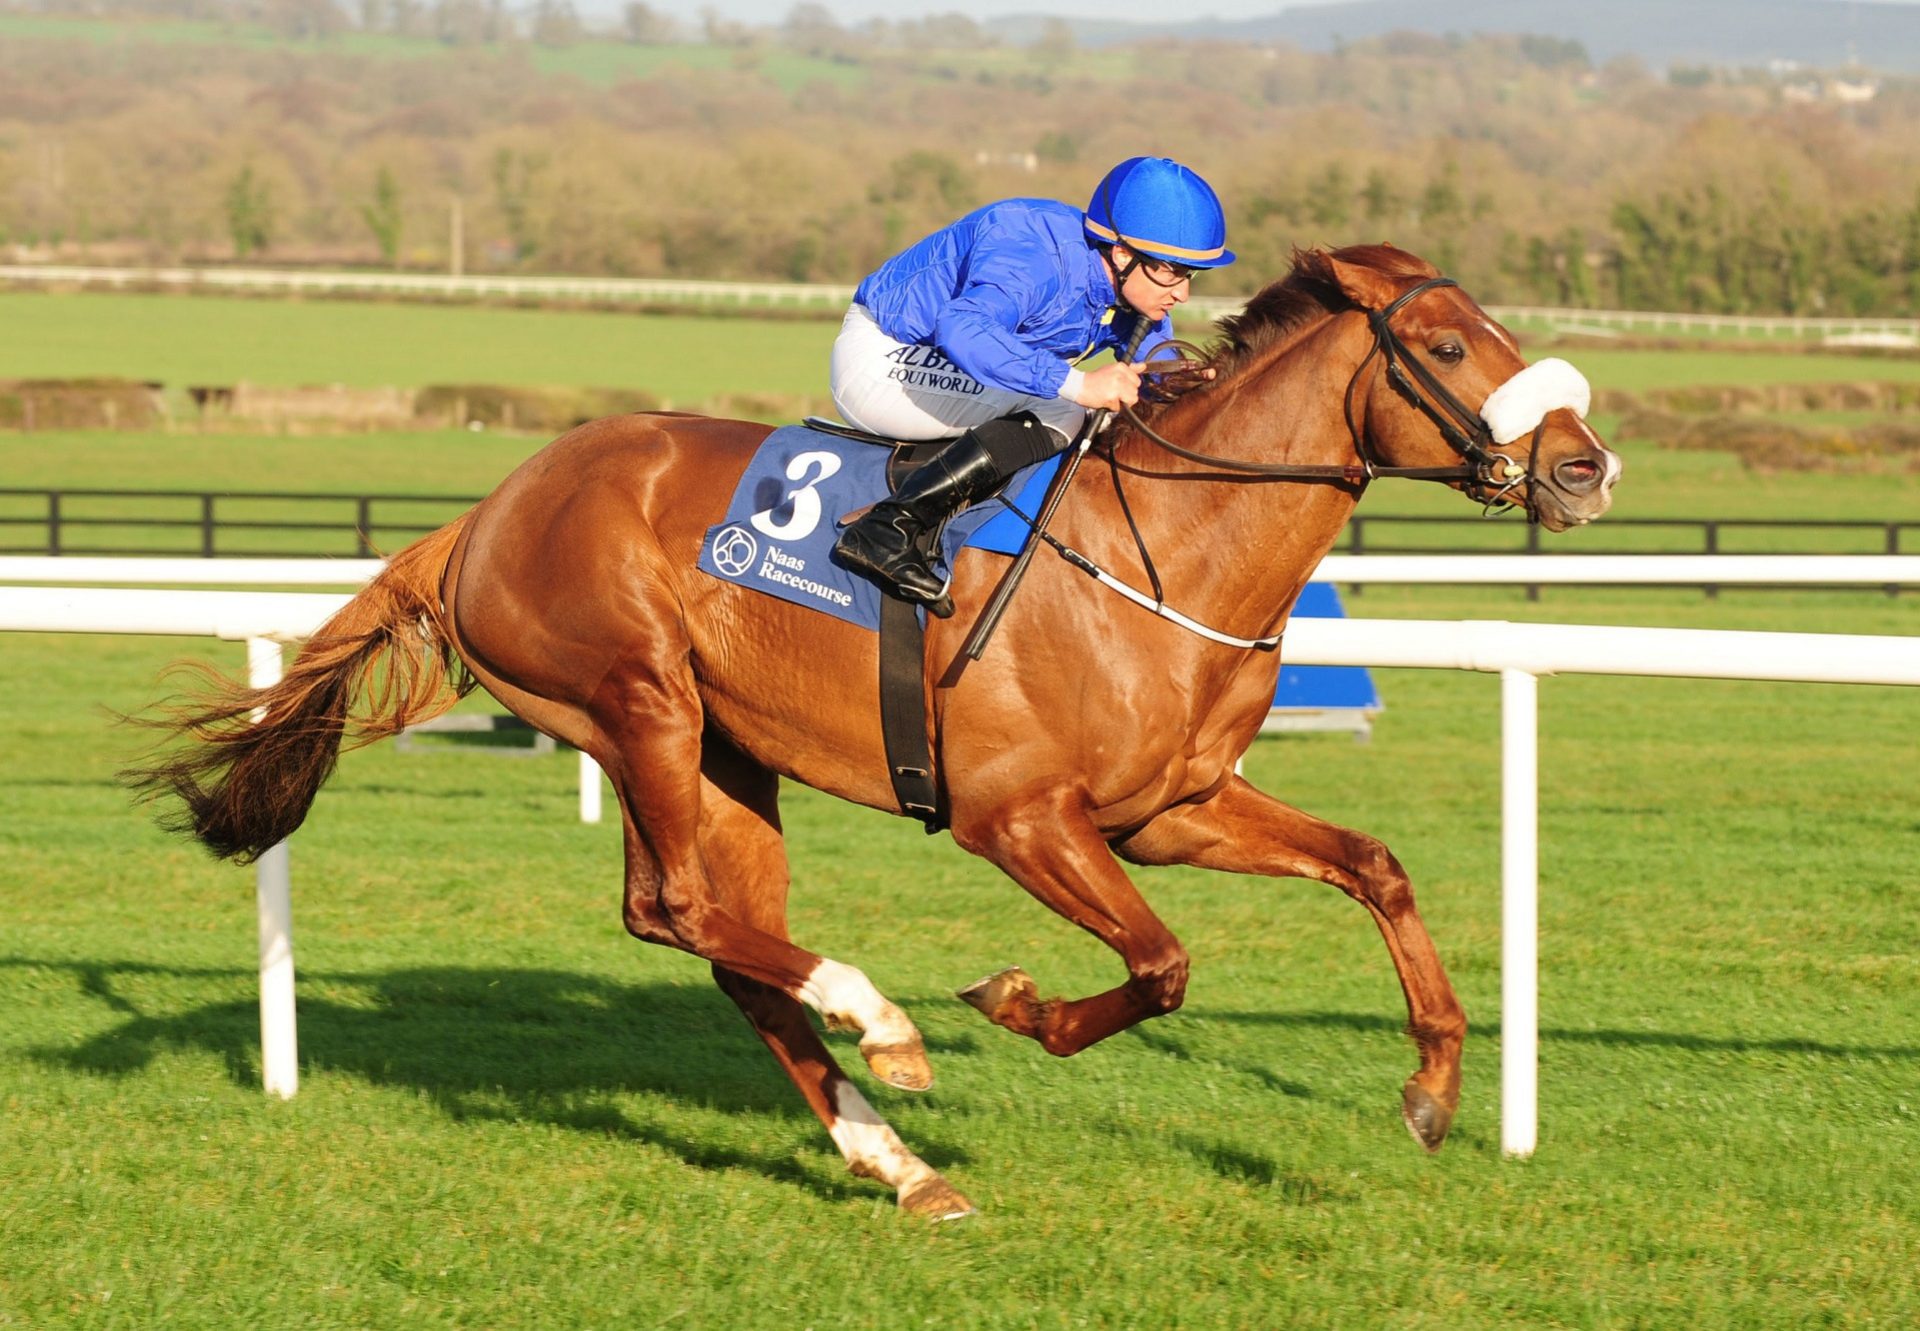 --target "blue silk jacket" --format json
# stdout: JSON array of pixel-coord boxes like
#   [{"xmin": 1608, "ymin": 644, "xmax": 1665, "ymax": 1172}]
[{"xmin": 852, "ymin": 198, "xmax": 1170, "ymax": 399}]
